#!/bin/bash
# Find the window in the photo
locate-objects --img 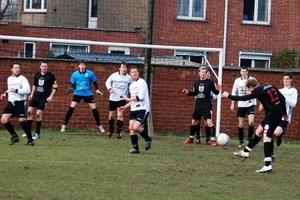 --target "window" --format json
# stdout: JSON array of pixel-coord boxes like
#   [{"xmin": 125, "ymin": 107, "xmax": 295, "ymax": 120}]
[
  {"xmin": 243, "ymin": 0, "xmax": 270, "ymax": 25},
  {"xmin": 88, "ymin": 0, "xmax": 98, "ymax": 28},
  {"xmin": 177, "ymin": 0, "xmax": 206, "ymax": 20},
  {"xmin": 108, "ymin": 47, "xmax": 130, "ymax": 55},
  {"xmin": 50, "ymin": 44, "xmax": 89, "ymax": 57},
  {"xmin": 24, "ymin": 42, "xmax": 35, "ymax": 58},
  {"xmin": 24, "ymin": 0, "xmax": 47, "ymax": 12},
  {"xmin": 239, "ymin": 50, "xmax": 272, "ymax": 68},
  {"xmin": 175, "ymin": 50, "xmax": 205, "ymax": 64}
]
